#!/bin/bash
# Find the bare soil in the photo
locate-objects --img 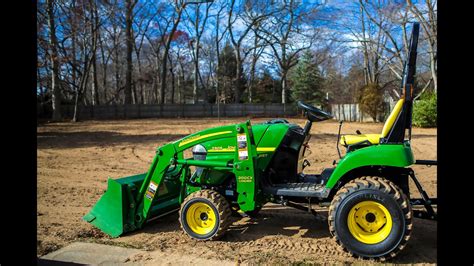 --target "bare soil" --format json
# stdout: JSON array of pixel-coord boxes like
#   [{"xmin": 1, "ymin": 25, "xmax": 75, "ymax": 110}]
[{"xmin": 37, "ymin": 118, "xmax": 437, "ymax": 264}]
